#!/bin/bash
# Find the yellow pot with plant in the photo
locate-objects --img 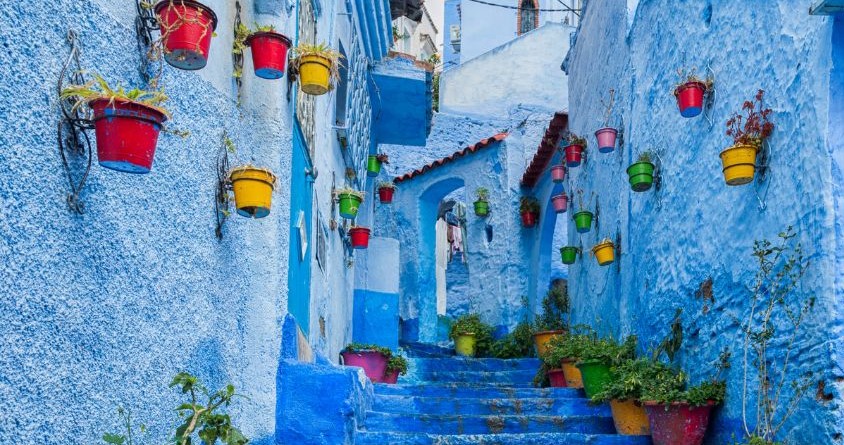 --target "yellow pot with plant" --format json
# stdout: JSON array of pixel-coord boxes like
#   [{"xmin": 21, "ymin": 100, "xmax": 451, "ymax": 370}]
[
  {"xmin": 592, "ymin": 239, "xmax": 615, "ymax": 266},
  {"xmin": 230, "ymin": 166, "xmax": 277, "ymax": 218},
  {"xmin": 722, "ymin": 90, "xmax": 774, "ymax": 186},
  {"xmin": 291, "ymin": 43, "xmax": 343, "ymax": 96}
]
